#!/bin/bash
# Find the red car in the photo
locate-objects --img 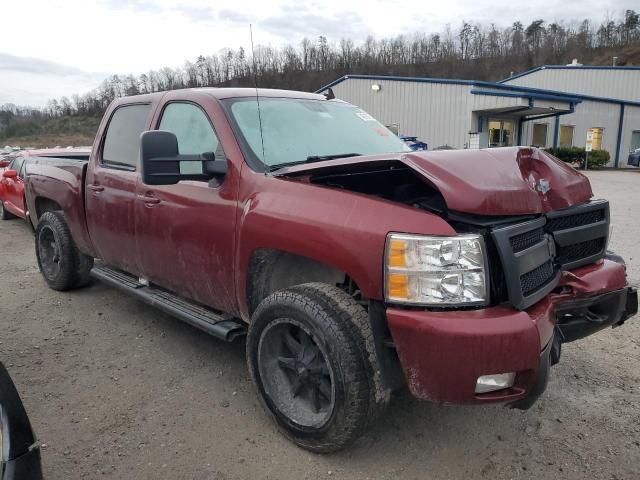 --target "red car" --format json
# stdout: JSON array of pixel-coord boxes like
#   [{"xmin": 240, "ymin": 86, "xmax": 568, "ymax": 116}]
[
  {"xmin": 1, "ymin": 148, "xmax": 90, "ymax": 222},
  {"xmin": 0, "ymin": 155, "xmax": 28, "ymax": 220}
]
